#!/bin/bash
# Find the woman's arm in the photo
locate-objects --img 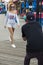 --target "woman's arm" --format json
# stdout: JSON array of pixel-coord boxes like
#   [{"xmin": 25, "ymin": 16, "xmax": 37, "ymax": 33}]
[
  {"xmin": 4, "ymin": 12, "xmax": 8, "ymax": 27},
  {"xmin": 15, "ymin": 14, "xmax": 20, "ymax": 25}
]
